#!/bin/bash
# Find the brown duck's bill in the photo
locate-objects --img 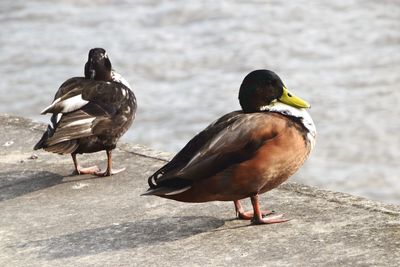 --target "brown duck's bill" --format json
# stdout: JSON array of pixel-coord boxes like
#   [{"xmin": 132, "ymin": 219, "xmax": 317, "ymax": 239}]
[{"xmin": 279, "ymin": 87, "xmax": 311, "ymax": 109}]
